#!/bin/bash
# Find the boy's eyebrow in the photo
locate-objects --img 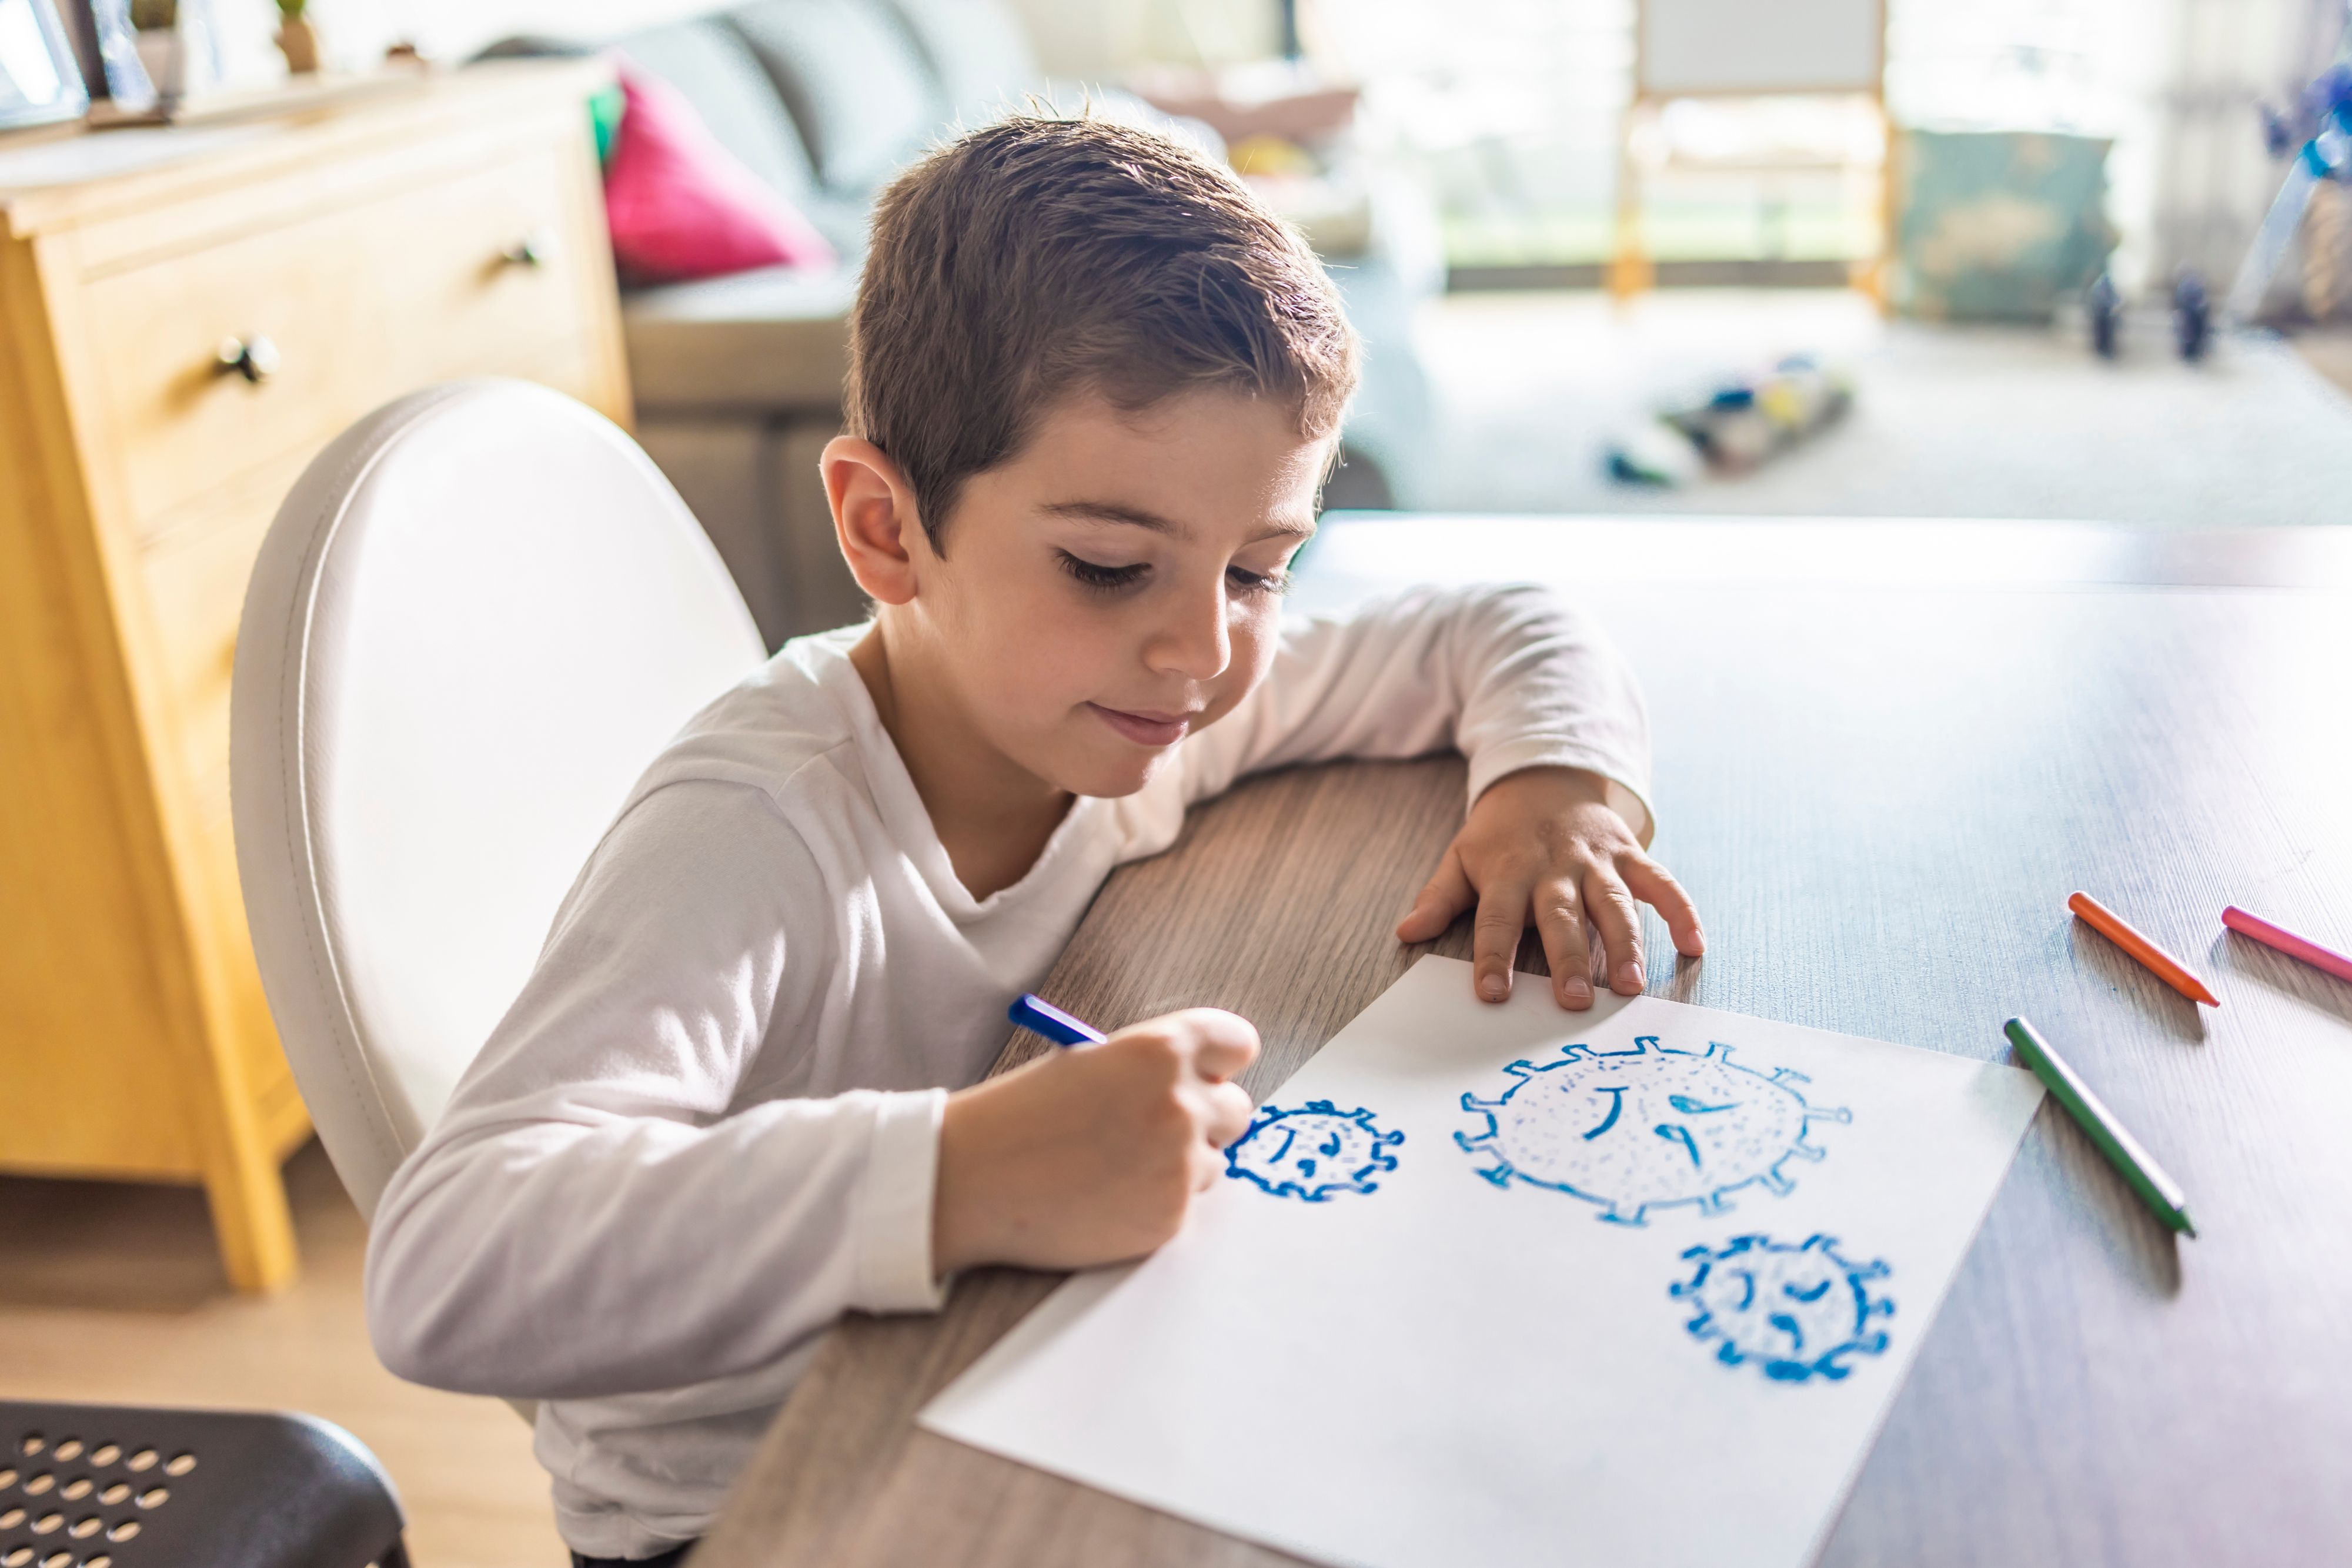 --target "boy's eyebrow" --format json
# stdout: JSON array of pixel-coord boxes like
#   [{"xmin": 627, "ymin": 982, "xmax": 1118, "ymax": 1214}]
[
  {"xmin": 1040, "ymin": 500, "xmax": 1191, "ymax": 536},
  {"xmin": 1040, "ymin": 500, "xmax": 1317, "ymax": 541}
]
